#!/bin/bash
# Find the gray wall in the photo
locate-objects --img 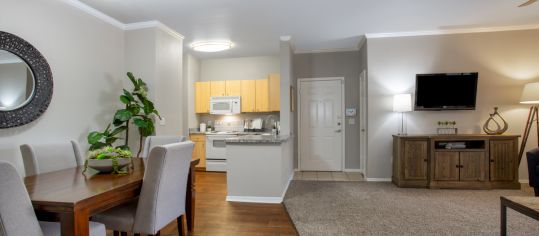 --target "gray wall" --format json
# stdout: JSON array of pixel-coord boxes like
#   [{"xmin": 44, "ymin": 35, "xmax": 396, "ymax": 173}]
[
  {"xmin": 366, "ymin": 29, "xmax": 539, "ymax": 180},
  {"xmin": 293, "ymin": 51, "xmax": 361, "ymax": 170},
  {"xmin": 183, "ymin": 53, "xmax": 200, "ymax": 133},
  {"xmin": 0, "ymin": 0, "xmax": 125, "ymax": 175}
]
